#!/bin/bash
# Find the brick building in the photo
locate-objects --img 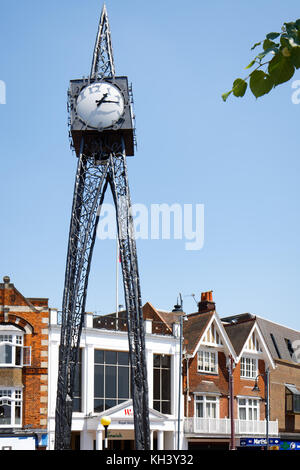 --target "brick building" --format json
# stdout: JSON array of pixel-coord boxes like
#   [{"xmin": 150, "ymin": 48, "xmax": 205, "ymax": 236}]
[
  {"xmin": 182, "ymin": 292, "xmax": 277, "ymax": 450},
  {"xmin": 223, "ymin": 313, "xmax": 300, "ymax": 449},
  {"xmin": 0, "ymin": 276, "xmax": 49, "ymax": 450}
]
